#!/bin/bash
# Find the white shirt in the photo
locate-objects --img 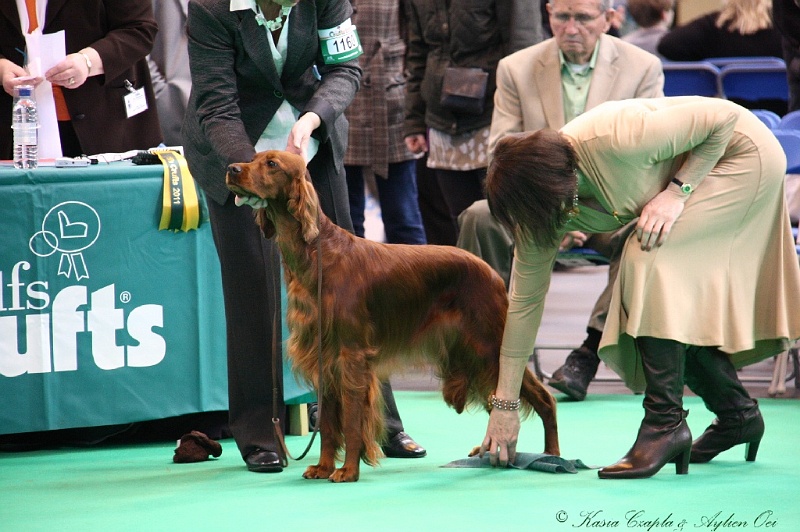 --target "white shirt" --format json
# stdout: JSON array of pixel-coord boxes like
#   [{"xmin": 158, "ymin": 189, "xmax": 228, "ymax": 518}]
[{"xmin": 230, "ymin": 0, "xmax": 319, "ymax": 162}]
